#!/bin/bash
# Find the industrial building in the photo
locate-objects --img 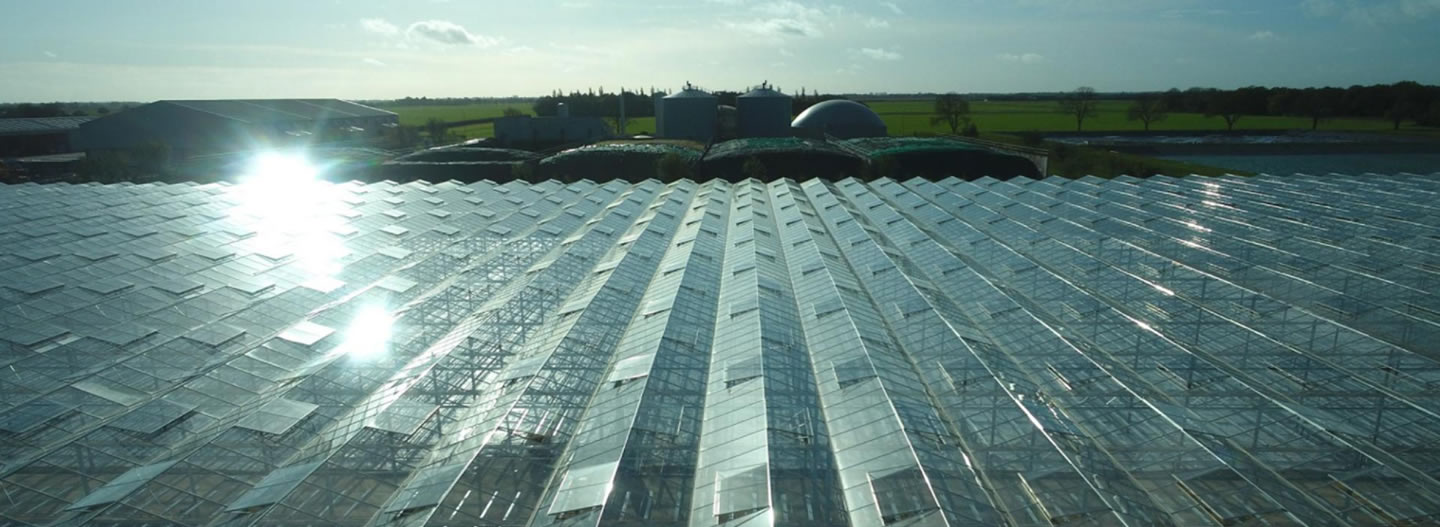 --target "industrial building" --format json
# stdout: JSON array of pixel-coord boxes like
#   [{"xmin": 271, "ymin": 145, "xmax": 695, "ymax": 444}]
[
  {"xmin": 792, "ymin": 99, "xmax": 888, "ymax": 138},
  {"xmin": 0, "ymin": 116, "xmax": 91, "ymax": 157},
  {"xmin": 736, "ymin": 83, "xmax": 792, "ymax": 137},
  {"xmin": 3, "ymin": 171, "xmax": 1440, "ymax": 526},
  {"xmin": 654, "ymin": 82, "xmax": 796, "ymax": 142},
  {"xmin": 657, "ymin": 84, "xmax": 719, "ymax": 142},
  {"xmin": 70, "ymin": 99, "xmax": 398, "ymax": 158}
]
